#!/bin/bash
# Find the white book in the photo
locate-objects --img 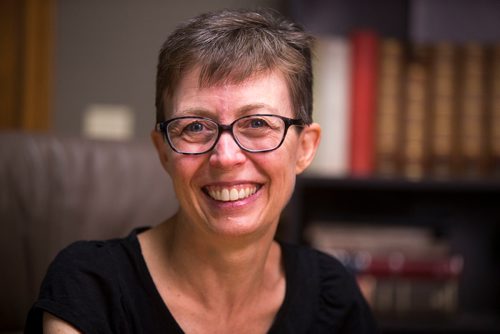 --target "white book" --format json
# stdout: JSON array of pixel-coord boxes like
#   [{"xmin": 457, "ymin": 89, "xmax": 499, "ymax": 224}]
[{"xmin": 308, "ymin": 36, "xmax": 351, "ymax": 177}]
